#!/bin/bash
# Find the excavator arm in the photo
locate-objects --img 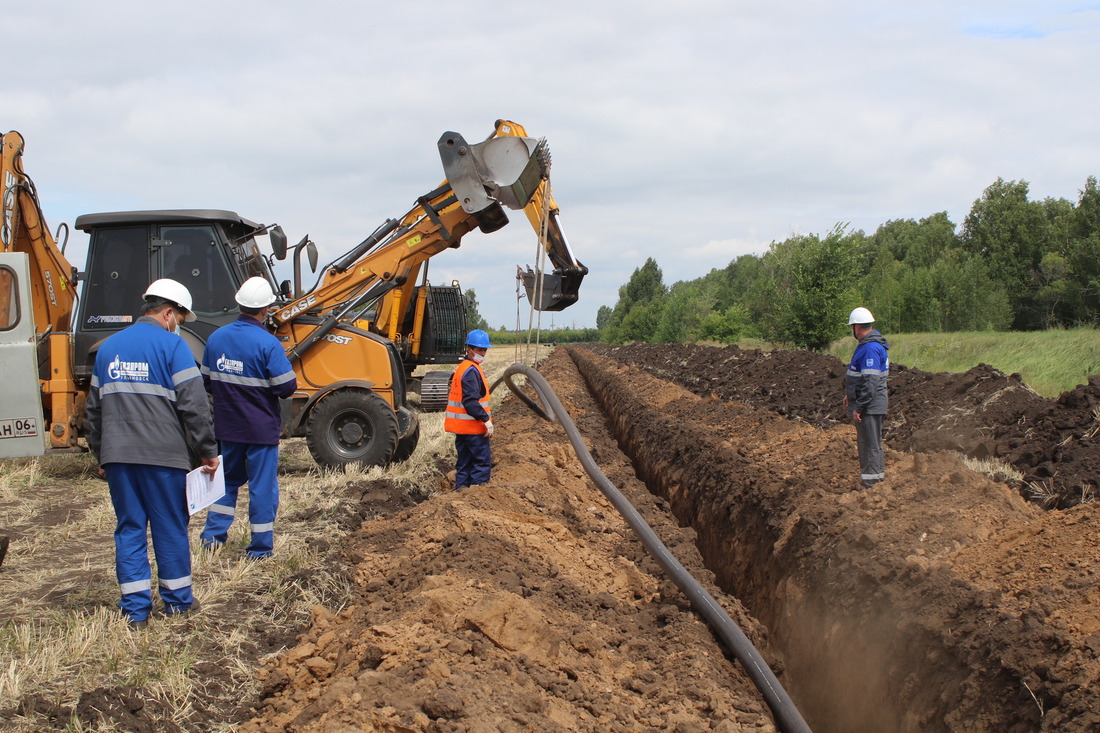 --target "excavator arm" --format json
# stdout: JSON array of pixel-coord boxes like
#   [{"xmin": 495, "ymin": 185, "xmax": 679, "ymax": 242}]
[
  {"xmin": 271, "ymin": 120, "xmax": 587, "ymax": 361},
  {"xmin": 1, "ymin": 131, "xmax": 76, "ymax": 333},
  {"xmin": 1, "ymin": 131, "xmax": 82, "ymax": 452}
]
